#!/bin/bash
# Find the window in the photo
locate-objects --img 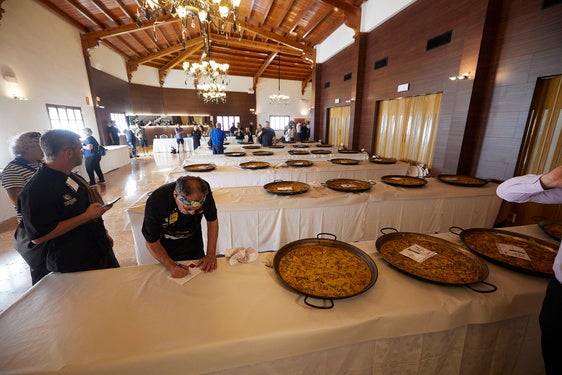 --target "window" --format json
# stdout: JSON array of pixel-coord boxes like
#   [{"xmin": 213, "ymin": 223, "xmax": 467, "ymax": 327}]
[
  {"xmin": 269, "ymin": 115, "xmax": 290, "ymax": 131},
  {"xmin": 110, "ymin": 113, "xmax": 128, "ymax": 133},
  {"xmin": 46, "ymin": 104, "xmax": 85, "ymax": 134},
  {"xmin": 215, "ymin": 115, "xmax": 240, "ymax": 130}
]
